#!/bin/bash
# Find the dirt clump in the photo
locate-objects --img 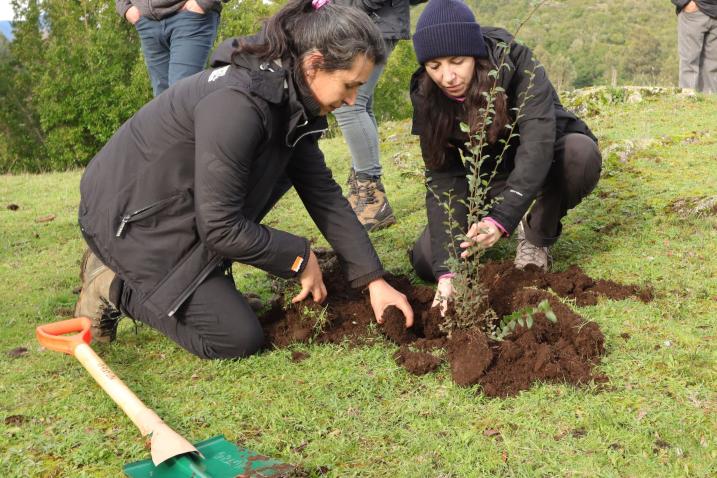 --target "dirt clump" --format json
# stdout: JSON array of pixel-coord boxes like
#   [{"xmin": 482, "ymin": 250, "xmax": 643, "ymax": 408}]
[
  {"xmin": 394, "ymin": 346, "xmax": 442, "ymax": 375},
  {"xmin": 259, "ymin": 254, "xmax": 650, "ymax": 397}
]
